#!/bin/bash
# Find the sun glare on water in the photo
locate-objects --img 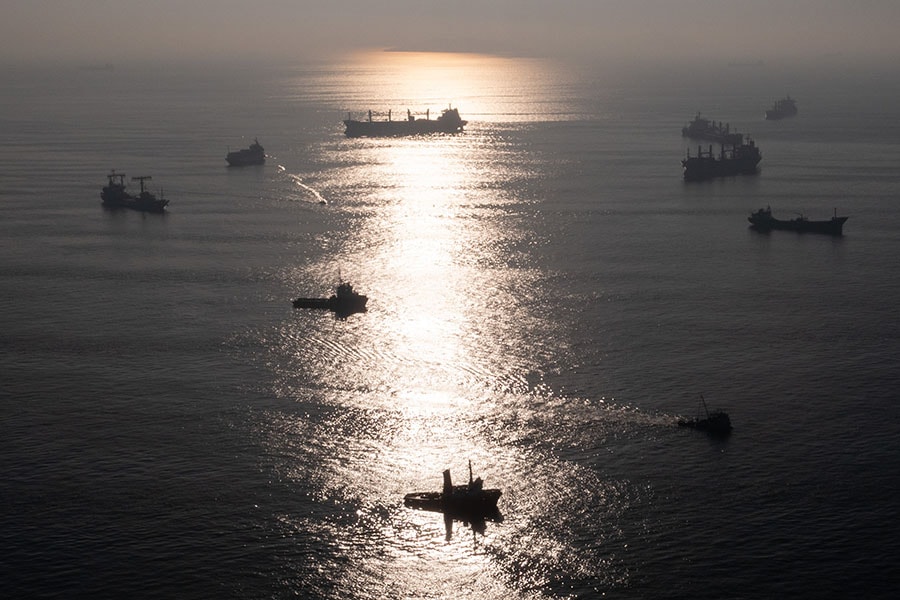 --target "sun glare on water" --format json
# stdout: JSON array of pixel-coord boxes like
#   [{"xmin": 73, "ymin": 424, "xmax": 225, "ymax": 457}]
[
  {"xmin": 266, "ymin": 49, "xmax": 613, "ymax": 597},
  {"xmin": 332, "ymin": 49, "xmax": 579, "ymax": 122}
]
